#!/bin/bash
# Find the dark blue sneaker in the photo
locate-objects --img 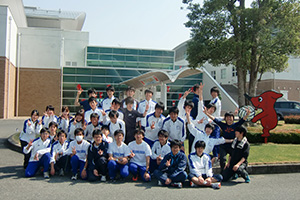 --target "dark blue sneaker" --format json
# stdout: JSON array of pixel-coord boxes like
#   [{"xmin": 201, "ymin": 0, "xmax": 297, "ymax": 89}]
[{"xmin": 245, "ymin": 175, "xmax": 250, "ymax": 183}]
